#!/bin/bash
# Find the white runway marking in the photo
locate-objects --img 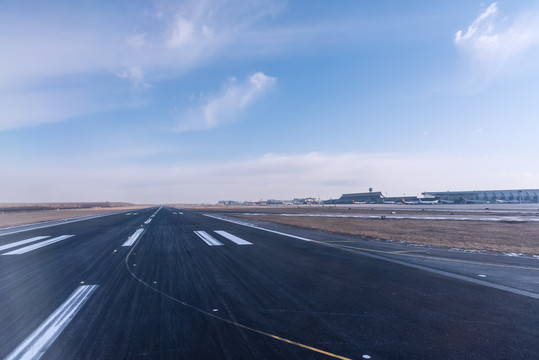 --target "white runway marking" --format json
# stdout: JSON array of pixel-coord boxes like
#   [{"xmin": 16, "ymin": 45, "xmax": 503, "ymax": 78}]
[
  {"xmin": 144, "ymin": 219, "xmax": 152, "ymax": 224},
  {"xmin": 214, "ymin": 231, "xmax": 252, "ymax": 245},
  {"xmin": 203, "ymin": 214, "xmax": 313, "ymax": 242},
  {"xmin": 123, "ymin": 229, "xmax": 144, "ymax": 247},
  {"xmin": 2, "ymin": 235, "xmax": 75, "ymax": 255},
  {"xmin": 0, "ymin": 236, "xmax": 50, "ymax": 253},
  {"xmin": 194, "ymin": 231, "xmax": 223, "ymax": 246},
  {"xmin": 5, "ymin": 285, "xmax": 98, "ymax": 360}
]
